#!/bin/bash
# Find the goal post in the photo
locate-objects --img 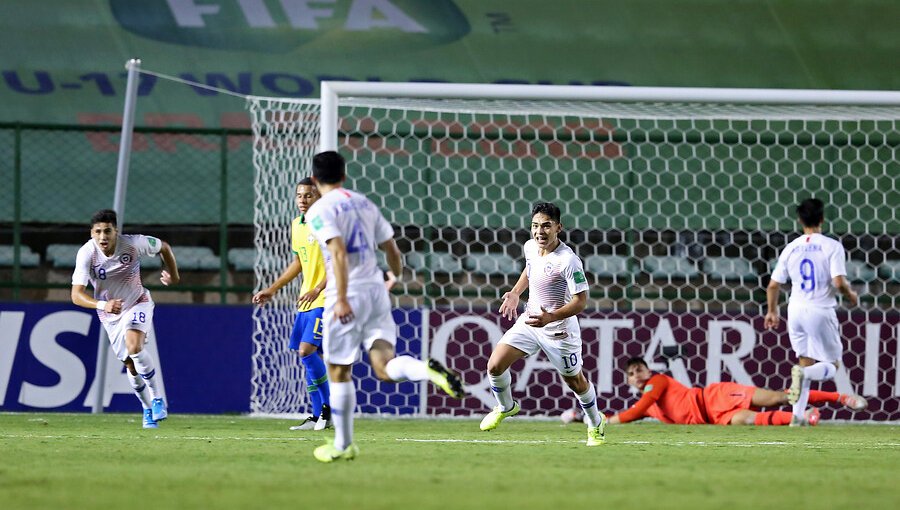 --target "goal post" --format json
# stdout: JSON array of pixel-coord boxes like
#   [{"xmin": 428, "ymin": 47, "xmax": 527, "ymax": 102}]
[{"xmin": 248, "ymin": 83, "xmax": 900, "ymax": 421}]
